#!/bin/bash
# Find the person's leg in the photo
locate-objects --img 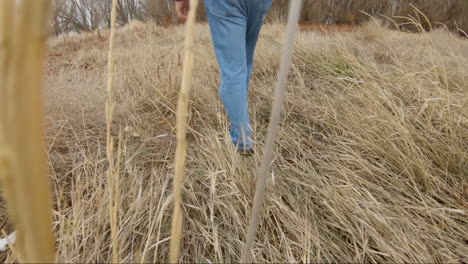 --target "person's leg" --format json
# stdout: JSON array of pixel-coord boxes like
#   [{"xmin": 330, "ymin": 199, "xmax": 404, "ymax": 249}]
[
  {"xmin": 245, "ymin": 0, "xmax": 273, "ymax": 91},
  {"xmin": 205, "ymin": 0, "xmax": 253, "ymax": 150}
]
